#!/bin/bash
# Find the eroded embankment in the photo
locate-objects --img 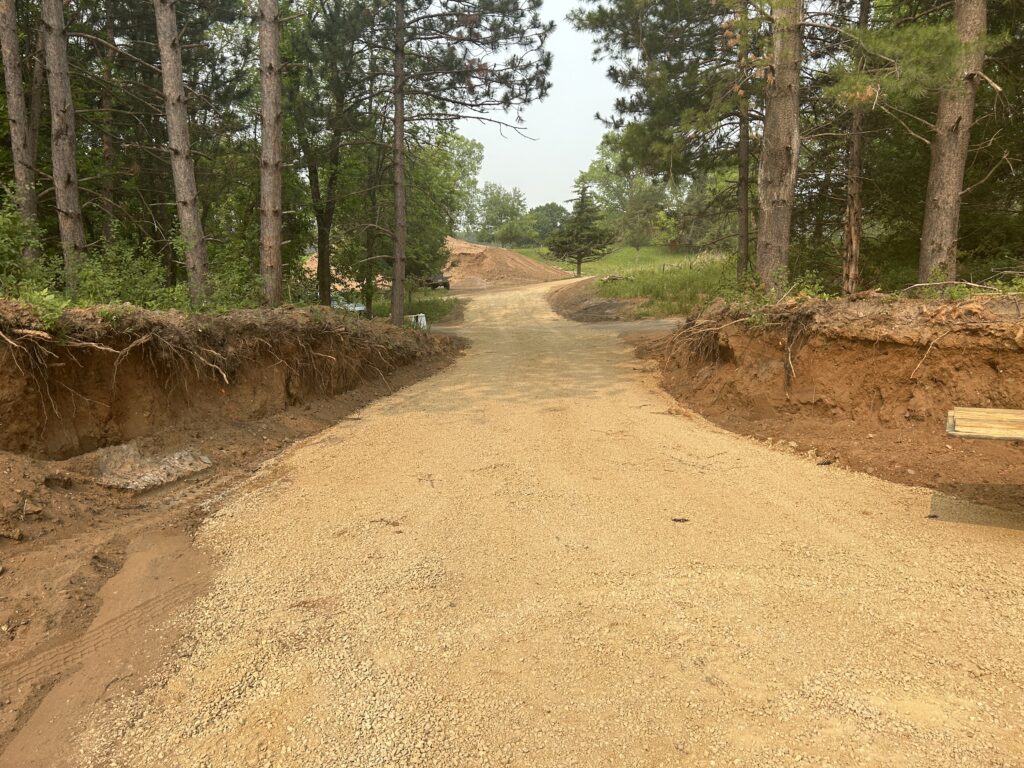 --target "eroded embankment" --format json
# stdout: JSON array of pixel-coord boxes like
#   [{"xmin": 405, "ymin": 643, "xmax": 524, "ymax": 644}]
[
  {"xmin": 0, "ymin": 302, "xmax": 454, "ymax": 459},
  {"xmin": 652, "ymin": 296, "xmax": 1024, "ymax": 510},
  {"xmin": 0, "ymin": 300, "xmax": 459, "ymax": 754}
]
